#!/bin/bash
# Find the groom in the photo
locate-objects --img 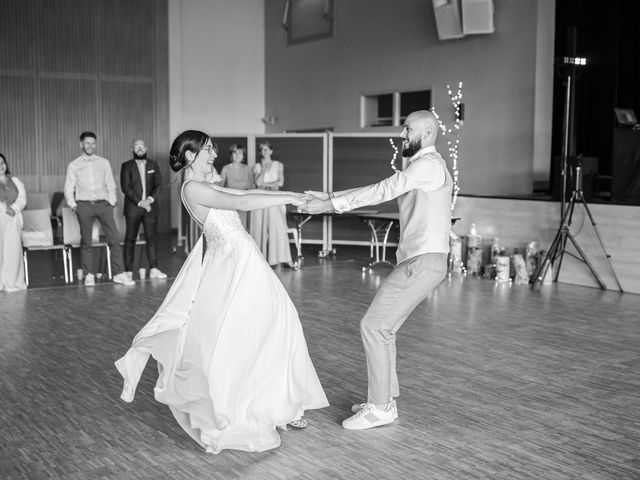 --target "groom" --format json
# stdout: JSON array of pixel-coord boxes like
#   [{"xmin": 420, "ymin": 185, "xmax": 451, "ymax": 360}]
[{"xmin": 299, "ymin": 110, "xmax": 452, "ymax": 429}]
